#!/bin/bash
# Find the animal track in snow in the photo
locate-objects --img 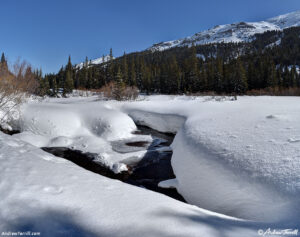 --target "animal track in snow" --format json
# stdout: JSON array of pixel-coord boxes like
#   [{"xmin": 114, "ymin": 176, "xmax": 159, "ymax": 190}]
[
  {"xmin": 287, "ymin": 138, "xmax": 300, "ymax": 143},
  {"xmin": 43, "ymin": 185, "xmax": 63, "ymax": 194}
]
